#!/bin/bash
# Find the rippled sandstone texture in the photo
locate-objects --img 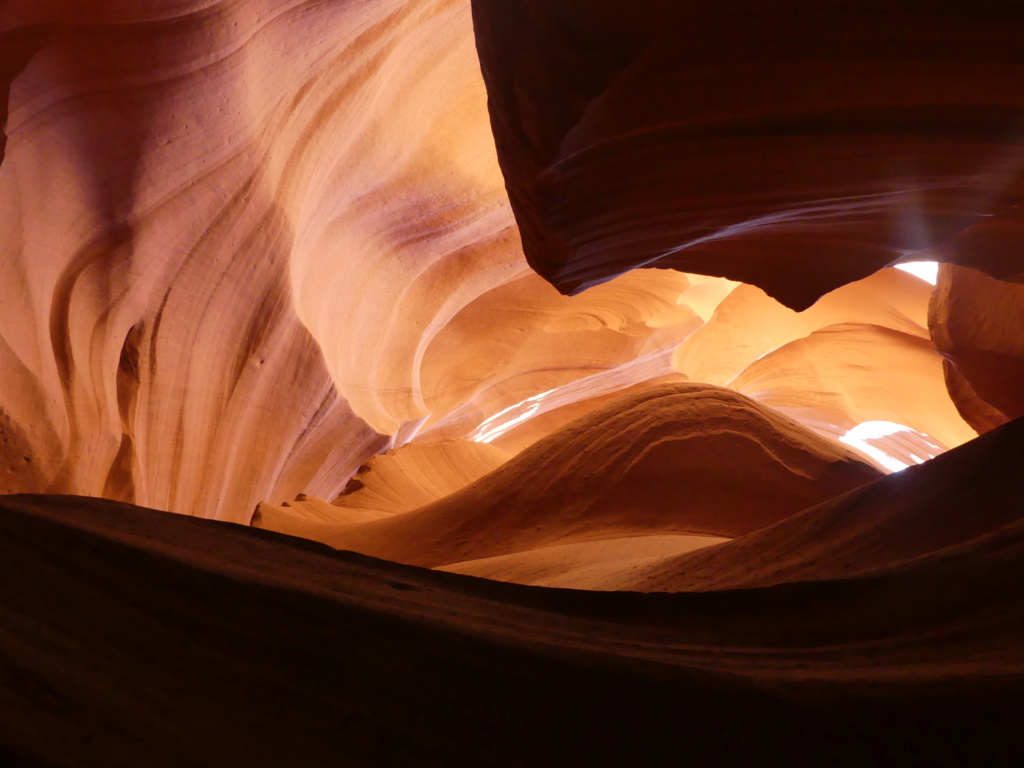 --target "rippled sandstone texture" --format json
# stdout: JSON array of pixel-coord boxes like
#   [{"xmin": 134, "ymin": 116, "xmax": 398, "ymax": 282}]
[
  {"xmin": 0, "ymin": 0, "xmax": 576, "ymax": 515},
  {"xmin": 3, "ymin": 0, "xmax": 632, "ymax": 519},
  {"xmin": 0, "ymin": 1, "xmax": 741, "ymax": 518},
  {"xmin": 4, "ymin": 1, "xmax": 1024, "ymax": 765},
  {"xmin": 0, "ymin": 4, "xmax": 1018, "ymax": 584},
  {"xmin": 256, "ymin": 383, "xmax": 882, "ymax": 568},
  {"xmin": 5, "ymin": 0, "xmax": 1017, "ymax": 527}
]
